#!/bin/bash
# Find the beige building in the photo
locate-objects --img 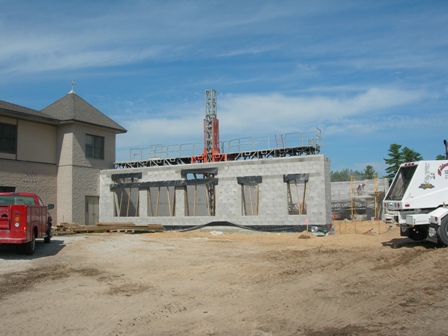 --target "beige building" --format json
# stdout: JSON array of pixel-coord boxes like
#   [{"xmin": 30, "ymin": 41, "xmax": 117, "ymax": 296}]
[{"xmin": 0, "ymin": 91, "xmax": 126, "ymax": 225}]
